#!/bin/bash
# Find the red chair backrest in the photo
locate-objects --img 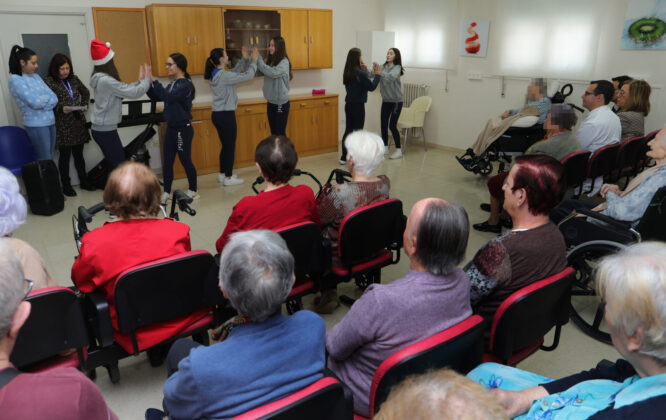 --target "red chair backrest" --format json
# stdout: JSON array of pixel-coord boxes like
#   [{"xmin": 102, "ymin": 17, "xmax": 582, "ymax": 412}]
[
  {"xmin": 231, "ymin": 376, "xmax": 353, "ymax": 420},
  {"xmin": 587, "ymin": 143, "xmax": 621, "ymax": 178},
  {"xmin": 275, "ymin": 221, "xmax": 328, "ymax": 279},
  {"xmin": 616, "ymin": 136, "xmax": 646, "ymax": 170},
  {"xmin": 10, "ymin": 286, "xmax": 88, "ymax": 369},
  {"xmin": 114, "ymin": 250, "xmax": 222, "ymax": 336},
  {"xmin": 488, "ymin": 267, "xmax": 575, "ymax": 362},
  {"xmin": 368, "ymin": 315, "xmax": 485, "ymax": 417},
  {"xmin": 560, "ymin": 150, "xmax": 591, "ymax": 187},
  {"xmin": 645, "ymin": 129, "xmax": 660, "ymax": 141},
  {"xmin": 337, "ymin": 198, "xmax": 405, "ymax": 266}
]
